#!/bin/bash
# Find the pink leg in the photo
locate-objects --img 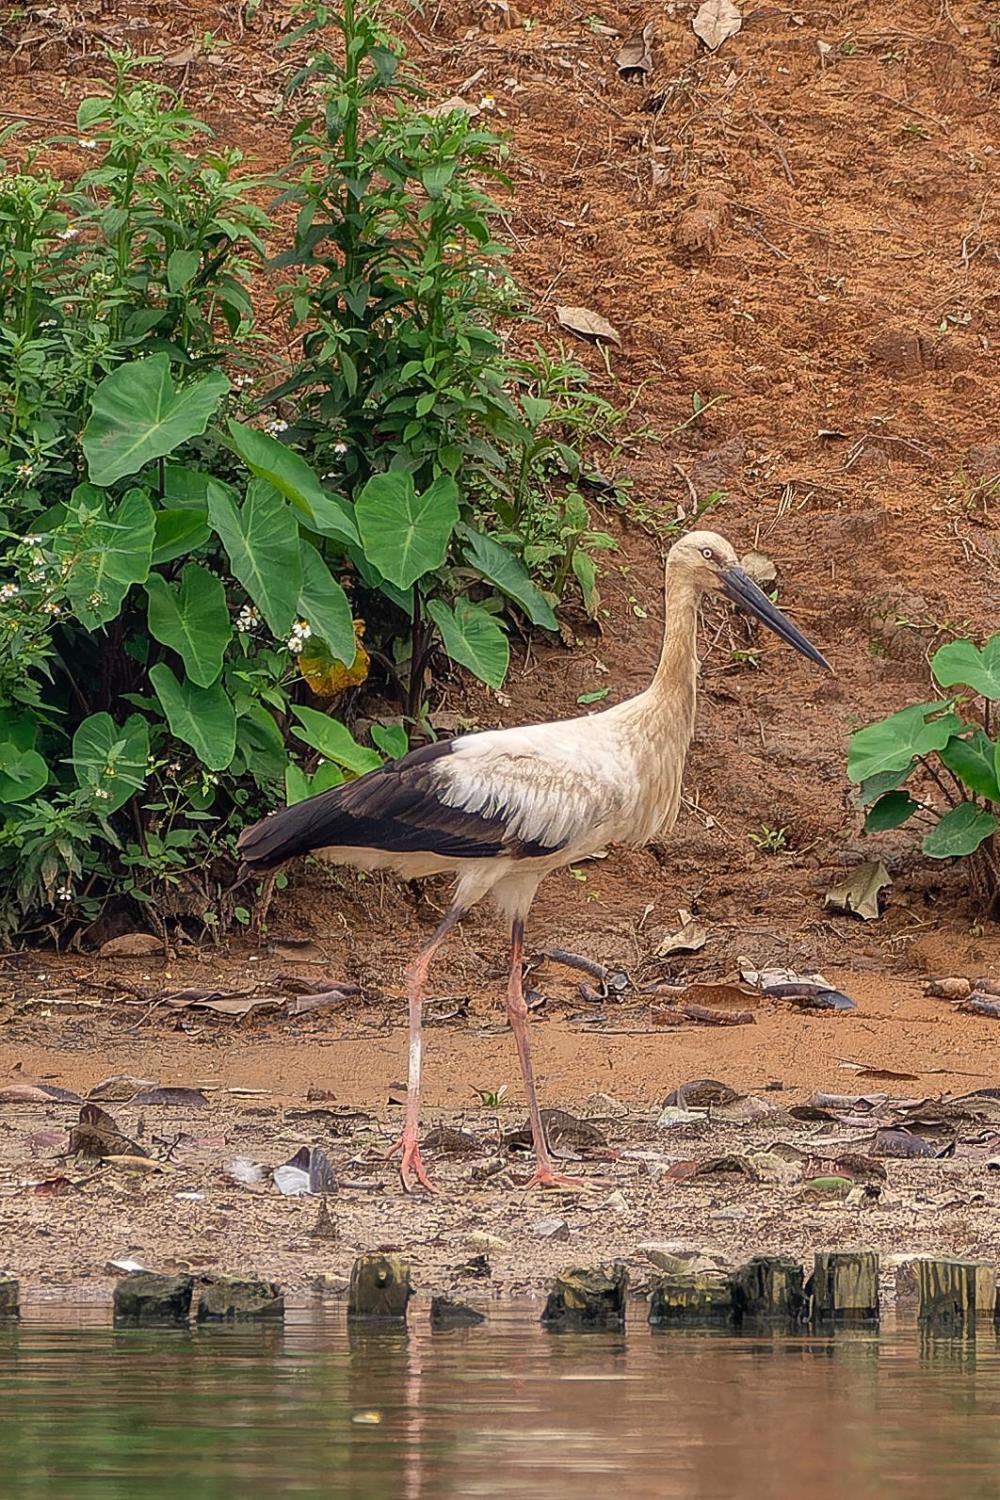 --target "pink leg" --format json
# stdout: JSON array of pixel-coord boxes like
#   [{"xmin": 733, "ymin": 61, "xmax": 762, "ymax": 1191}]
[
  {"xmin": 506, "ymin": 918, "xmax": 589, "ymax": 1192},
  {"xmin": 385, "ymin": 905, "xmax": 464, "ymax": 1194}
]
